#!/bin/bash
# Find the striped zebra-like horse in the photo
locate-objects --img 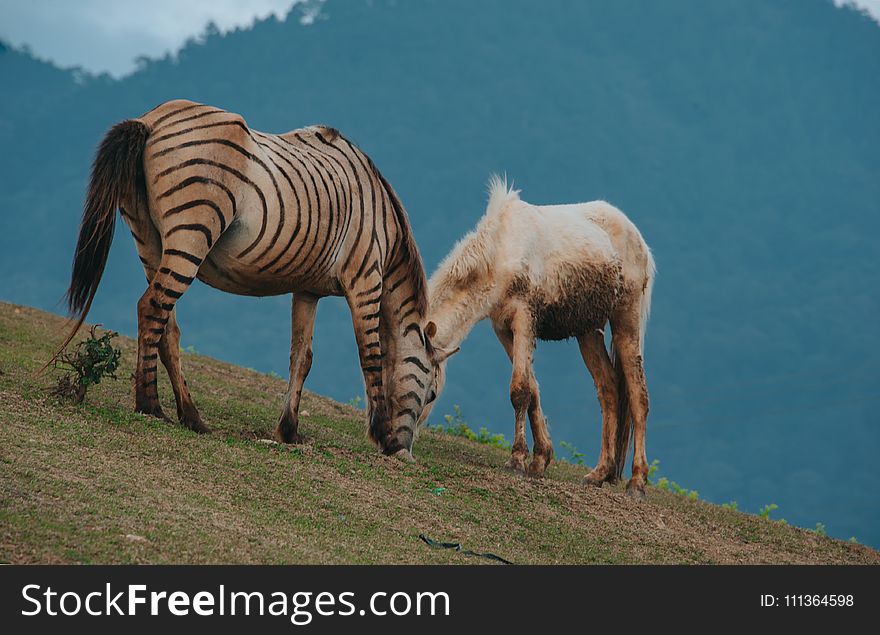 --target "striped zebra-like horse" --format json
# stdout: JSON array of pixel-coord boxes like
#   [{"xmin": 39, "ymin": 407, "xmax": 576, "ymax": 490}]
[{"xmin": 60, "ymin": 99, "xmax": 453, "ymax": 459}]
